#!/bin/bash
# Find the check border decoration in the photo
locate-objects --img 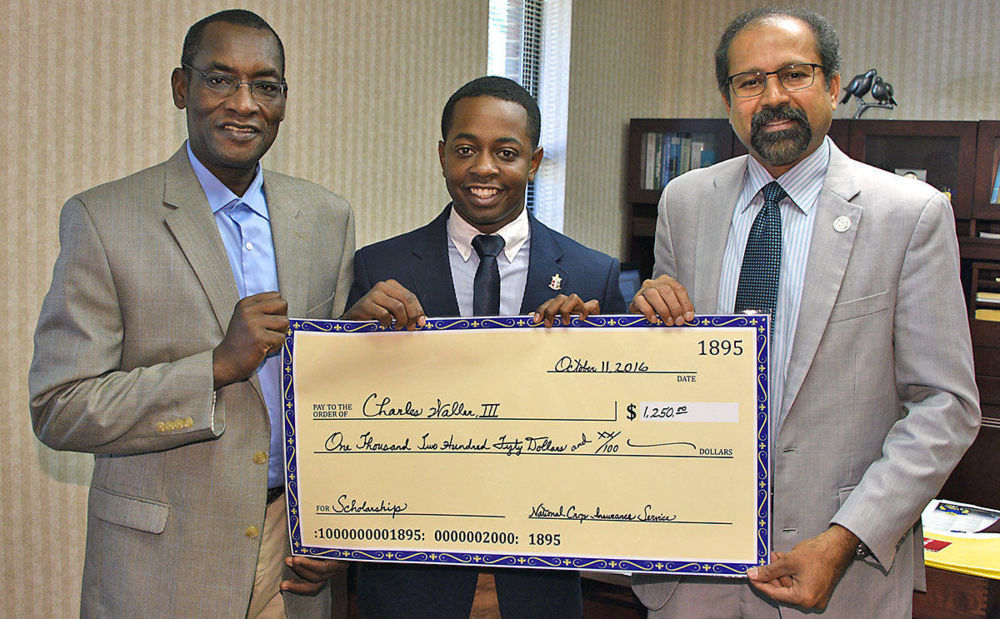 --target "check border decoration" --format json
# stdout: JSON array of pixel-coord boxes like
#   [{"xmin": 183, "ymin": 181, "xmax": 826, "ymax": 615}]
[{"xmin": 281, "ymin": 314, "xmax": 771, "ymax": 575}]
